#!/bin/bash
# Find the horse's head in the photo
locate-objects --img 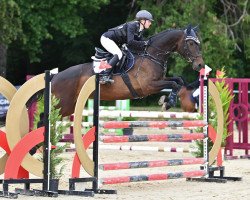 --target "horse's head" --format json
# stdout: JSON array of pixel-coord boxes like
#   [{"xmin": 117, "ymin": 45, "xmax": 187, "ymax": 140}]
[{"xmin": 178, "ymin": 25, "xmax": 204, "ymax": 72}]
